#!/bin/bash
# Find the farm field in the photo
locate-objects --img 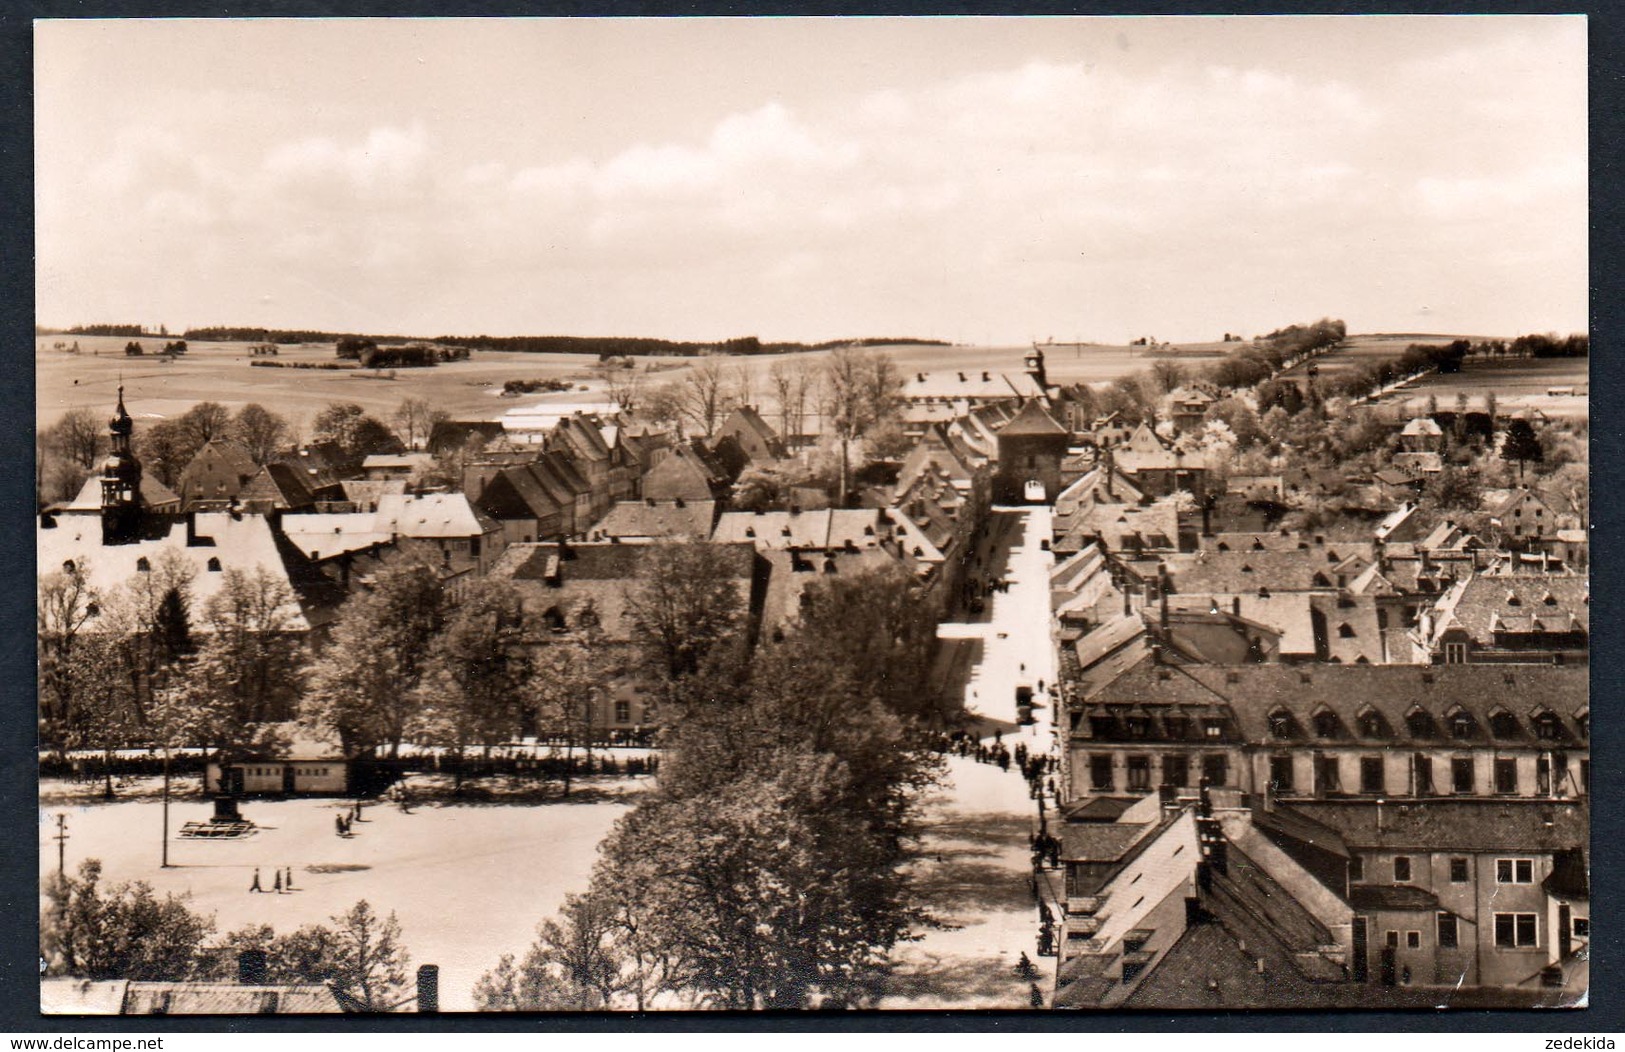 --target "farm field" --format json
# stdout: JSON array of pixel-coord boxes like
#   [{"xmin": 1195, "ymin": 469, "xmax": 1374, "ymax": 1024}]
[
  {"xmin": 1374, "ymin": 356, "xmax": 1589, "ymax": 420},
  {"xmin": 37, "ymin": 336, "xmax": 1167, "ymax": 431},
  {"xmin": 1275, "ymin": 333, "xmax": 1488, "ymax": 381}
]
